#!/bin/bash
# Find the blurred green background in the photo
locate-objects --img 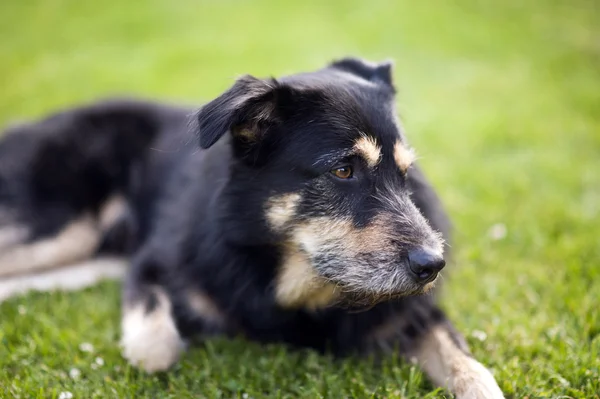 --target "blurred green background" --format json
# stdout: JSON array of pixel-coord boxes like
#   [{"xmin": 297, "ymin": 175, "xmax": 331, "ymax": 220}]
[{"xmin": 0, "ymin": 0, "xmax": 599, "ymax": 397}]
